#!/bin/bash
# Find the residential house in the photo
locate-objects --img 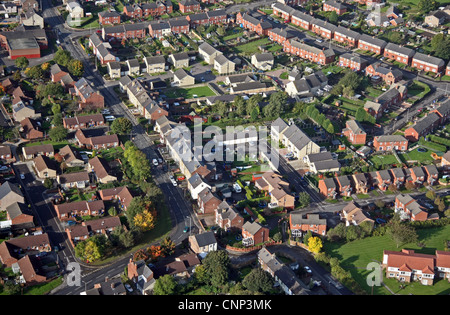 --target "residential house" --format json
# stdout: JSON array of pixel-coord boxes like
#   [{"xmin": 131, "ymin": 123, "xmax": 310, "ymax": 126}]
[
  {"xmin": 365, "ymin": 62, "xmax": 403, "ymax": 85},
  {"xmin": 215, "ymin": 201, "xmax": 244, "ymax": 232},
  {"xmin": 290, "ymin": 10, "xmax": 314, "ymax": 30},
  {"xmin": 63, "ymin": 114, "xmax": 105, "ymax": 130},
  {"xmin": 22, "ymin": 144, "xmax": 54, "ymax": 160},
  {"xmin": 268, "ymin": 28, "xmax": 296, "ymax": 45},
  {"xmin": 197, "ymin": 187, "xmax": 221, "ymax": 214},
  {"xmin": 5, "ymin": 202, "xmax": 34, "ymax": 230},
  {"xmin": 284, "ymin": 38, "xmax": 335, "ymax": 65},
  {"xmin": 66, "ymin": 1, "xmax": 84, "ymax": 19},
  {"xmin": 390, "ymin": 167, "xmax": 406, "ymax": 189},
  {"xmin": 336, "ymin": 175, "xmax": 352, "ymax": 197},
  {"xmin": 351, "ymin": 173, "xmax": 369, "ymax": 194},
  {"xmin": 98, "ymin": 186, "xmax": 134, "ymax": 212},
  {"xmin": 188, "ymin": 231, "xmax": 217, "ymax": 255},
  {"xmin": 272, "ymin": 2, "xmax": 294, "ymax": 21},
  {"xmin": 56, "ymin": 171, "xmax": 91, "ymax": 190},
  {"xmin": 187, "ymin": 173, "xmax": 211, "ymax": 200},
  {"xmin": 436, "ymin": 251, "xmax": 450, "ymax": 282},
  {"xmin": 257, "ymin": 247, "xmax": 310, "ymax": 295},
  {"xmin": 20, "ymin": 117, "xmax": 43, "ymax": 140},
  {"xmin": 304, "ymin": 151, "xmax": 340, "ymax": 174},
  {"xmin": 251, "ymin": 53, "xmax": 274, "ymax": 71},
  {"xmin": 98, "ymin": 10, "xmax": 121, "ymax": 25},
  {"xmin": 236, "ymin": 12, "xmax": 273, "ymax": 36},
  {"xmin": 409, "ymin": 166, "xmax": 426, "ymax": 187},
  {"xmin": 33, "ymin": 155, "xmax": 57, "ymax": 179},
  {"xmin": 107, "ymin": 61, "xmax": 121, "ymax": 79},
  {"xmin": 178, "ymin": 0, "xmax": 200, "ymax": 13},
  {"xmin": 123, "ymin": 4, "xmax": 143, "ymax": 19},
  {"xmin": 214, "ymin": 54, "xmax": 235, "ymax": 74},
  {"xmin": 333, "ymin": 26, "xmax": 360, "ymax": 47},
  {"xmin": 168, "ymin": 52, "xmax": 190, "ymax": 69},
  {"xmin": 404, "ymin": 112, "xmax": 441, "ymax": 142},
  {"xmin": 241, "ymin": 221, "xmax": 269, "ymax": 247},
  {"xmin": 58, "ymin": 145, "xmax": 85, "ymax": 168},
  {"xmin": 50, "ymin": 64, "xmax": 69, "ymax": 83},
  {"xmin": 411, "ymin": 52, "xmax": 445, "ymax": 74},
  {"xmin": 198, "ymin": 42, "xmax": 222, "ymax": 65},
  {"xmin": 254, "ymin": 171, "xmax": 295, "ymax": 210},
  {"xmin": 311, "ymin": 18, "xmax": 337, "ymax": 40},
  {"xmin": 357, "ymin": 34, "xmax": 387, "ymax": 55},
  {"xmin": 423, "ymin": 165, "xmax": 439, "ymax": 186},
  {"xmin": 0, "ymin": 233, "xmax": 51, "ymax": 268},
  {"xmin": 74, "ymin": 78, "xmax": 104, "ymax": 110},
  {"xmin": 339, "ymin": 53, "xmax": 369, "ymax": 72},
  {"xmin": 92, "ymin": 277, "xmax": 126, "ymax": 295},
  {"xmin": 207, "ymin": 9, "xmax": 227, "ymax": 25},
  {"xmin": 376, "ymin": 169, "xmax": 392, "ymax": 191},
  {"xmin": 127, "ymin": 259, "xmax": 155, "ymax": 295},
  {"xmin": 75, "ymin": 129, "xmax": 120, "ymax": 150},
  {"xmin": 54, "ymin": 200, "xmax": 105, "ymax": 220},
  {"xmin": 88, "ymin": 157, "xmax": 117, "ymax": 184},
  {"xmin": 12, "ymin": 103, "xmax": 39, "ymax": 122},
  {"xmin": 186, "ymin": 12, "xmax": 209, "ymax": 28},
  {"xmin": 318, "ymin": 177, "xmax": 337, "ymax": 199},
  {"xmin": 0, "ymin": 182, "xmax": 25, "ymax": 211},
  {"xmin": 383, "ymin": 43, "xmax": 415, "ymax": 66},
  {"xmin": 340, "ymin": 201, "xmax": 374, "ymax": 226},
  {"xmin": 0, "ymin": 146, "xmax": 15, "ymax": 163},
  {"xmin": 168, "ymin": 17, "xmax": 190, "ymax": 34},
  {"xmin": 148, "ymin": 21, "xmax": 171, "ymax": 39},
  {"xmin": 290, "ymin": 212, "xmax": 327, "ymax": 238},
  {"xmin": 172, "ymin": 69, "xmax": 195, "ymax": 87},
  {"xmin": 277, "ymin": 123, "xmax": 321, "ymax": 160},
  {"xmin": 229, "ymin": 81, "xmax": 275, "ymax": 95},
  {"xmin": 323, "ymin": 0, "xmax": 347, "ymax": 15},
  {"xmin": 382, "ymin": 249, "xmax": 435, "ymax": 285},
  {"xmin": 343, "ymin": 119, "xmax": 366, "ymax": 145},
  {"xmin": 144, "ymin": 55, "xmax": 166, "ymax": 74},
  {"xmin": 126, "ymin": 59, "xmax": 140, "ymax": 76},
  {"xmin": 373, "ymin": 135, "xmax": 408, "ymax": 152},
  {"xmin": 395, "ymin": 194, "xmax": 428, "ymax": 222},
  {"xmin": 19, "ymin": 9, "xmax": 44, "ymax": 29},
  {"xmin": 425, "ymin": 10, "xmax": 449, "ymax": 28}
]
